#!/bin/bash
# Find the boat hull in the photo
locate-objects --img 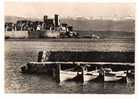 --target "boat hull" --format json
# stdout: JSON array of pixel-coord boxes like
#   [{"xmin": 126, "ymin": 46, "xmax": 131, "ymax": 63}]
[
  {"xmin": 83, "ymin": 71, "xmax": 99, "ymax": 82},
  {"xmin": 59, "ymin": 70, "xmax": 78, "ymax": 82},
  {"xmin": 104, "ymin": 76, "xmax": 127, "ymax": 83}
]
